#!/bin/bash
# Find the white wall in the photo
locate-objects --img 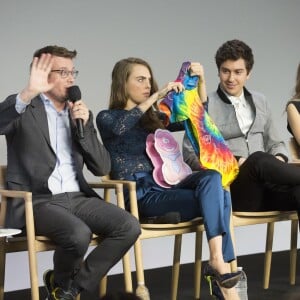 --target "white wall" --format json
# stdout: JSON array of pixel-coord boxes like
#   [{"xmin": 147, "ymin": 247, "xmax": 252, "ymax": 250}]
[{"xmin": 1, "ymin": 0, "xmax": 300, "ymax": 291}]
